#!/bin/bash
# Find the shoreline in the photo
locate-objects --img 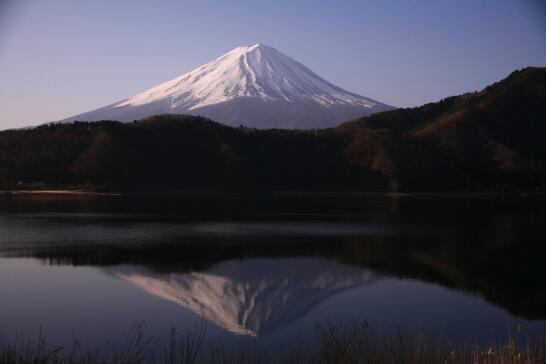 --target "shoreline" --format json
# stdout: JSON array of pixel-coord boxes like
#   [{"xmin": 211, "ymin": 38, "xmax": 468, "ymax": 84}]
[
  {"xmin": 1, "ymin": 188, "xmax": 544, "ymax": 198},
  {"xmin": 0, "ymin": 189, "xmax": 119, "ymax": 196}
]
